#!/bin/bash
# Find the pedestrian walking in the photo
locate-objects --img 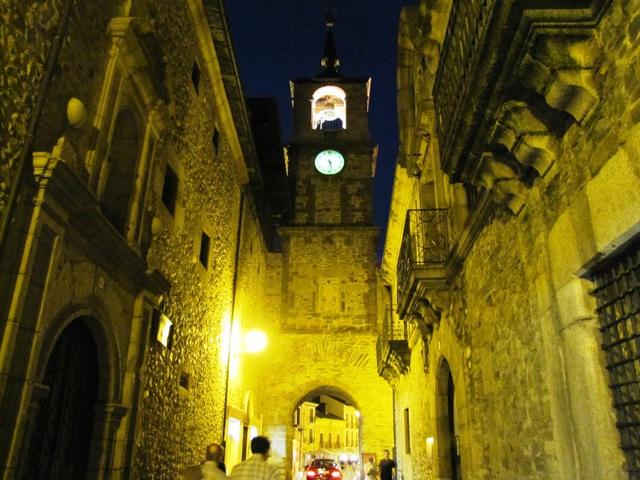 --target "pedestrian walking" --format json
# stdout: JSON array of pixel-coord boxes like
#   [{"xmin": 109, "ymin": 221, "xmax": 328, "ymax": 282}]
[
  {"xmin": 378, "ymin": 449, "xmax": 396, "ymax": 480},
  {"xmin": 179, "ymin": 442, "xmax": 227, "ymax": 479},
  {"xmin": 229, "ymin": 436, "xmax": 284, "ymax": 480}
]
